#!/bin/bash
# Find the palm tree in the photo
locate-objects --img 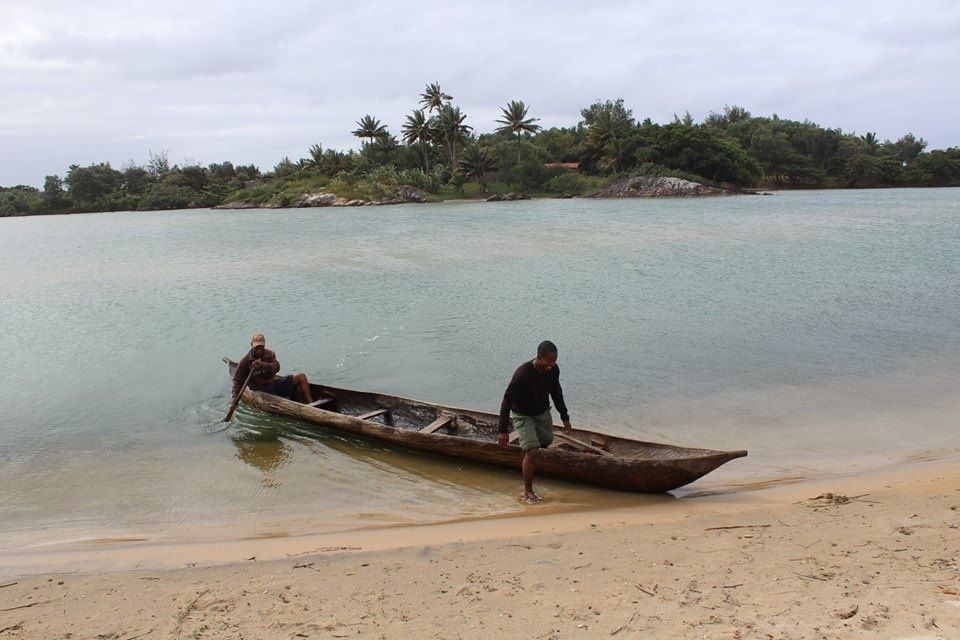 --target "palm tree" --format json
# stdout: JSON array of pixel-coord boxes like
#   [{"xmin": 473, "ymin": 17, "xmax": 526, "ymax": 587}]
[
  {"xmin": 368, "ymin": 134, "xmax": 400, "ymax": 166},
  {"xmin": 302, "ymin": 143, "xmax": 325, "ymax": 170},
  {"xmin": 862, "ymin": 132, "xmax": 880, "ymax": 155},
  {"xmin": 402, "ymin": 110, "xmax": 434, "ymax": 171},
  {"xmin": 585, "ymin": 106, "xmax": 634, "ymax": 173},
  {"xmin": 458, "ymin": 145, "xmax": 497, "ymax": 193},
  {"xmin": 436, "ymin": 105, "xmax": 472, "ymax": 170},
  {"xmin": 419, "ymin": 82, "xmax": 452, "ymax": 114},
  {"xmin": 352, "ymin": 115, "xmax": 388, "ymax": 145},
  {"xmin": 495, "ymin": 100, "xmax": 541, "ymax": 163},
  {"xmin": 419, "ymin": 83, "xmax": 455, "ymax": 170}
]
